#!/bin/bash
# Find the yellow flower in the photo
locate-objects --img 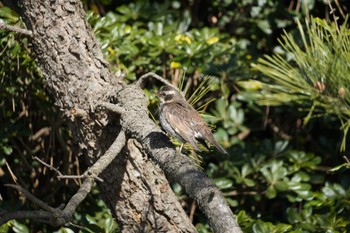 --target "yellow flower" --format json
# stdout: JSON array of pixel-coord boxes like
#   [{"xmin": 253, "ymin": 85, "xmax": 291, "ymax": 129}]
[
  {"xmin": 207, "ymin": 36, "xmax": 219, "ymax": 45},
  {"xmin": 175, "ymin": 34, "xmax": 192, "ymax": 44},
  {"xmin": 170, "ymin": 61, "xmax": 182, "ymax": 69},
  {"xmin": 108, "ymin": 47, "xmax": 115, "ymax": 55}
]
